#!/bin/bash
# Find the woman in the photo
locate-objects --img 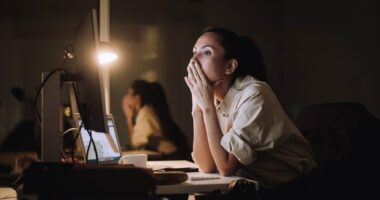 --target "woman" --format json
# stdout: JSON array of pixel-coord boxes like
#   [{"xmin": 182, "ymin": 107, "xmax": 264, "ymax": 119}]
[
  {"xmin": 184, "ymin": 28, "xmax": 316, "ymax": 190},
  {"xmin": 123, "ymin": 80, "xmax": 190, "ymax": 160}
]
